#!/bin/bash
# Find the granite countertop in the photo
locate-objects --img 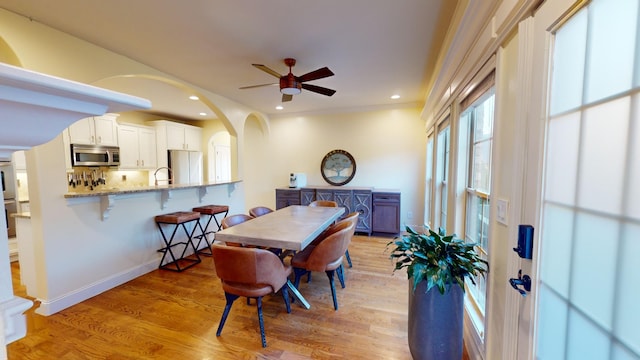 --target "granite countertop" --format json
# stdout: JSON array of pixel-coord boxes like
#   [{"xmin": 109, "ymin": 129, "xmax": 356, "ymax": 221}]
[{"xmin": 64, "ymin": 179, "xmax": 241, "ymax": 198}]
